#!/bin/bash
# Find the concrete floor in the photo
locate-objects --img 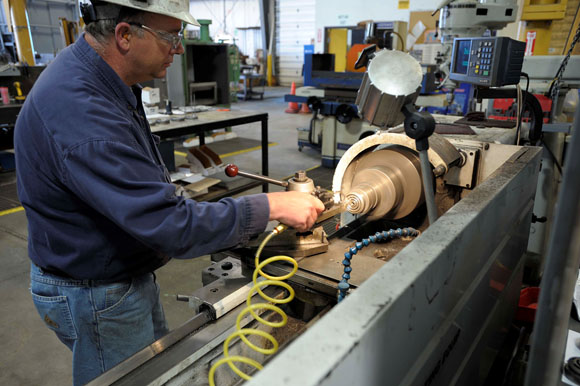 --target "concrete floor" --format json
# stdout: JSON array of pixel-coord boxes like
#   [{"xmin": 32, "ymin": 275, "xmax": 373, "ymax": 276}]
[{"xmin": 0, "ymin": 86, "xmax": 320, "ymax": 385}]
